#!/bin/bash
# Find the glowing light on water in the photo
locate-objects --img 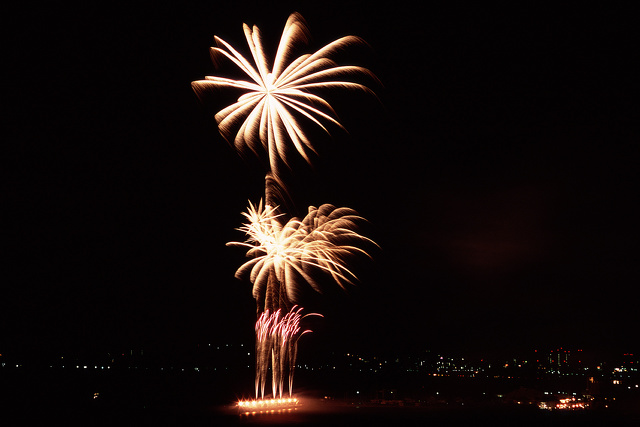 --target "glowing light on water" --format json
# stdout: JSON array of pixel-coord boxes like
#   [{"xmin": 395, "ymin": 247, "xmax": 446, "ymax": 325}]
[
  {"xmin": 238, "ymin": 397, "xmax": 299, "ymax": 407},
  {"xmin": 237, "ymin": 397, "xmax": 299, "ymax": 415},
  {"xmin": 229, "ymin": 200, "xmax": 376, "ymax": 304},
  {"xmin": 191, "ymin": 12, "xmax": 376, "ymax": 174}
]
